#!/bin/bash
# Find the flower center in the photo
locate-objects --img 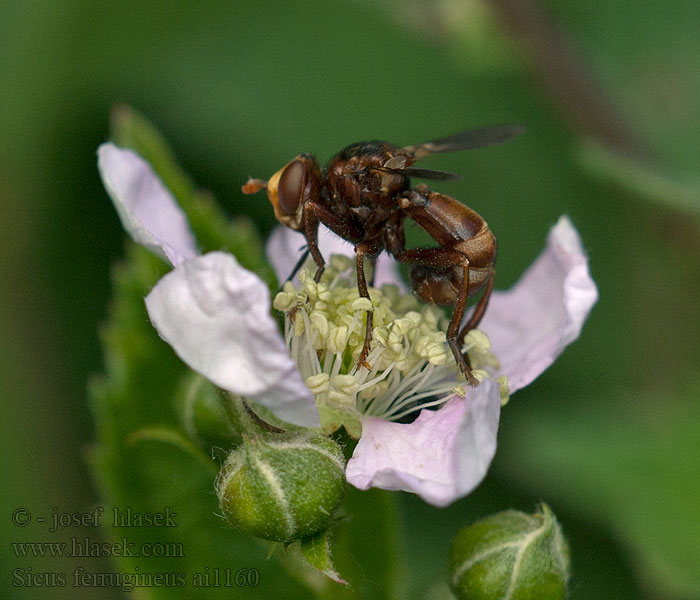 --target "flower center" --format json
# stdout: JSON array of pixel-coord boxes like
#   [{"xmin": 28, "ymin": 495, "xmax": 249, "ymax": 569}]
[{"xmin": 273, "ymin": 255, "xmax": 508, "ymax": 437}]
